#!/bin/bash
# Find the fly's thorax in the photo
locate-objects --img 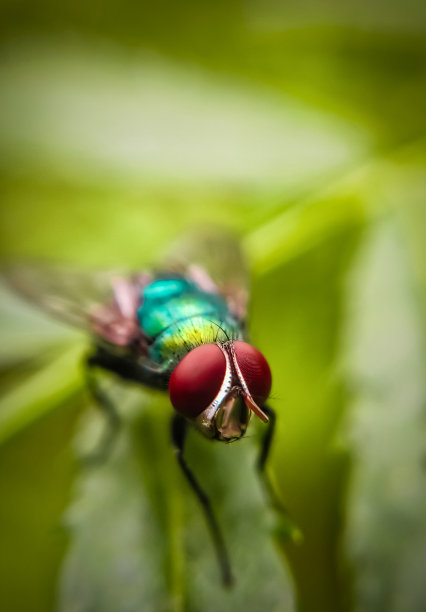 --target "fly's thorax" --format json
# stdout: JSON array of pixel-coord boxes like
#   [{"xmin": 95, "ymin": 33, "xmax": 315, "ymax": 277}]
[
  {"xmin": 140, "ymin": 293, "xmax": 227, "ymax": 337},
  {"xmin": 138, "ymin": 276, "xmax": 229, "ymax": 337},
  {"xmin": 151, "ymin": 316, "xmax": 240, "ymax": 367},
  {"xmin": 137, "ymin": 276, "xmax": 241, "ymax": 368}
]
